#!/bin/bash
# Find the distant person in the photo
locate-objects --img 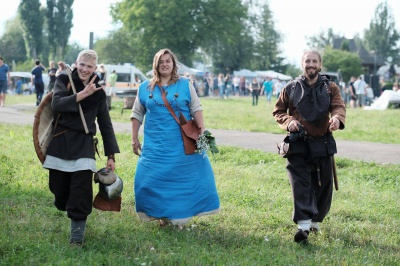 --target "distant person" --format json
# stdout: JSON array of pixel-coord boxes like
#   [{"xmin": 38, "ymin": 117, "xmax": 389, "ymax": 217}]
[
  {"xmin": 348, "ymin": 76, "xmax": 357, "ymax": 108},
  {"xmin": 0, "ymin": 56, "xmax": 11, "ymax": 107},
  {"xmin": 47, "ymin": 61, "xmax": 57, "ymax": 92},
  {"xmin": 31, "ymin": 60, "xmax": 46, "ymax": 106},
  {"xmin": 203, "ymin": 72, "xmax": 210, "ymax": 96},
  {"xmin": 272, "ymin": 48, "xmax": 346, "ymax": 244},
  {"xmin": 365, "ymin": 84, "xmax": 374, "ymax": 106},
  {"xmin": 250, "ymin": 77, "xmax": 261, "ymax": 105},
  {"xmin": 97, "ymin": 63, "xmax": 107, "ymax": 84},
  {"xmin": 239, "ymin": 76, "xmax": 246, "ymax": 96},
  {"xmin": 232, "ymin": 75, "xmax": 240, "ymax": 96},
  {"xmin": 261, "ymin": 77, "xmax": 274, "ymax": 106},
  {"xmin": 56, "ymin": 61, "xmax": 68, "ymax": 76},
  {"xmin": 274, "ymin": 79, "xmax": 283, "ymax": 99},
  {"xmin": 15, "ymin": 78, "xmax": 23, "ymax": 95},
  {"xmin": 212, "ymin": 74, "xmax": 218, "ymax": 97},
  {"xmin": 224, "ymin": 74, "xmax": 231, "ymax": 98},
  {"xmin": 218, "ymin": 73, "xmax": 225, "ymax": 98},
  {"xmin": 107, "ymin": 70, "xmax": 118, "ymax": 96},
  {"xmin": 353, "ymin": 76, "xmax": 367, "ymax": 107}
]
